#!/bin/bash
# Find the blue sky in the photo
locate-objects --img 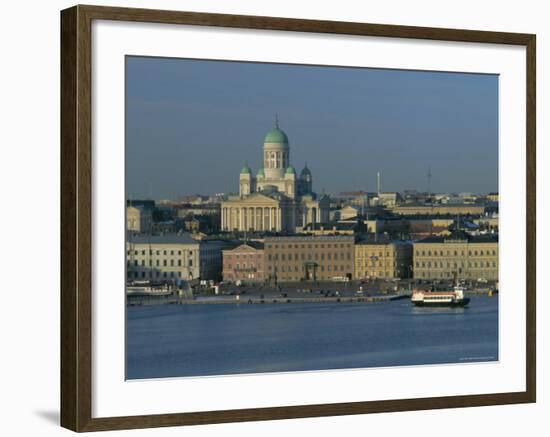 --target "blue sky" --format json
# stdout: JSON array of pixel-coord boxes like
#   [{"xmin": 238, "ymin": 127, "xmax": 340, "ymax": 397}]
[{"xmin": 126, "ymin": 56, "xmax": 498, "ymax": 199}]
